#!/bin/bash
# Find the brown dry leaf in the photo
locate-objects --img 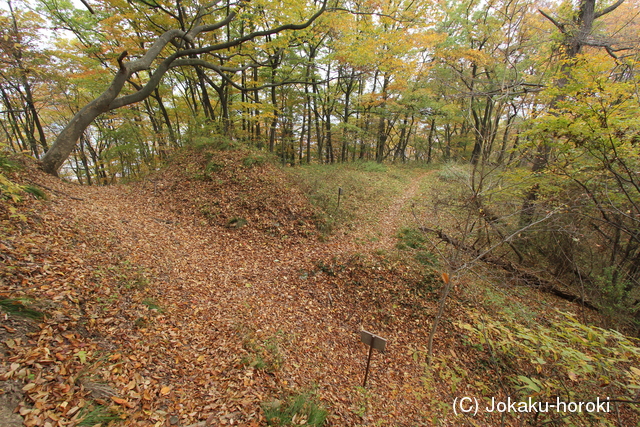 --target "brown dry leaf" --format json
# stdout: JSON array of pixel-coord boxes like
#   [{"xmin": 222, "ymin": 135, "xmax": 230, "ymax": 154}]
[
  {"xmin": 111, "ymin": 396, "xmax": 135, "ymax": 408},
  {"xmin": 4, "ymin": 155, "xmax": 630, "ymax": 426}
]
